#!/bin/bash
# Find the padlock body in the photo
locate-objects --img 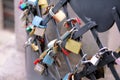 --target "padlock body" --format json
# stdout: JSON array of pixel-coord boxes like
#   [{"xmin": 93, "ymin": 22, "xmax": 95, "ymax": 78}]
[
  {"xmin": 53, "ymin": 10, "xmax": 66, "ymax": 22},
  {"xmin": 90, "ymin": 55, "xmax": 100, "ymax": 66},
  {"xmin": 34, "ymin": 27, "xmax": 45, "ymax": 37},
  {"xmin": 38, "ymin": 0, "xmax": 48, "ymax": 8},
  {"xmin": 65, "ymin": 39, "xmax": 82, "ymax": 54},
  {"xmin": 47, "ymin": 39, "xmax": 57, "ymax": 48},
  {"xmin": 32, "ymin": 16, "xmax": 46, "ymax": 28},
  {"xmin": 34, "ymin": 63, "xmax": 45, "ymax": 75},
  {"xmin": 31, "ymin": 43, "xmax": 39, "ymax": 51},
  {"xmin": 42, "ymin": 54, "xmax": 54, "ymax": 66}
]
